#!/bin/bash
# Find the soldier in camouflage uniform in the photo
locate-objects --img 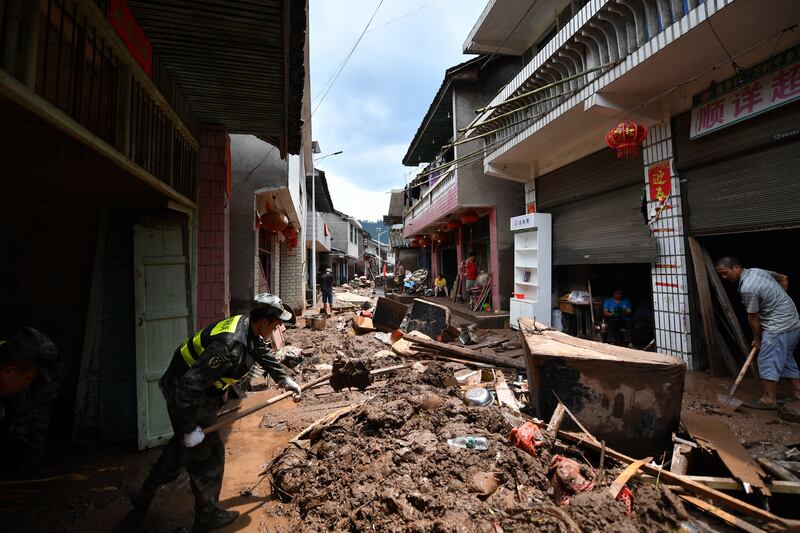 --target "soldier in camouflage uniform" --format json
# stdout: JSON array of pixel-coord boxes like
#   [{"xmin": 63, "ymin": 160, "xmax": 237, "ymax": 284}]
[
  {"xmin": 0, "ymin": 328, "xmax": 62, "ymax": 471},
  {"xmin": 130, "ymin": 294, "xmax": 302, "ymax": 531}
]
